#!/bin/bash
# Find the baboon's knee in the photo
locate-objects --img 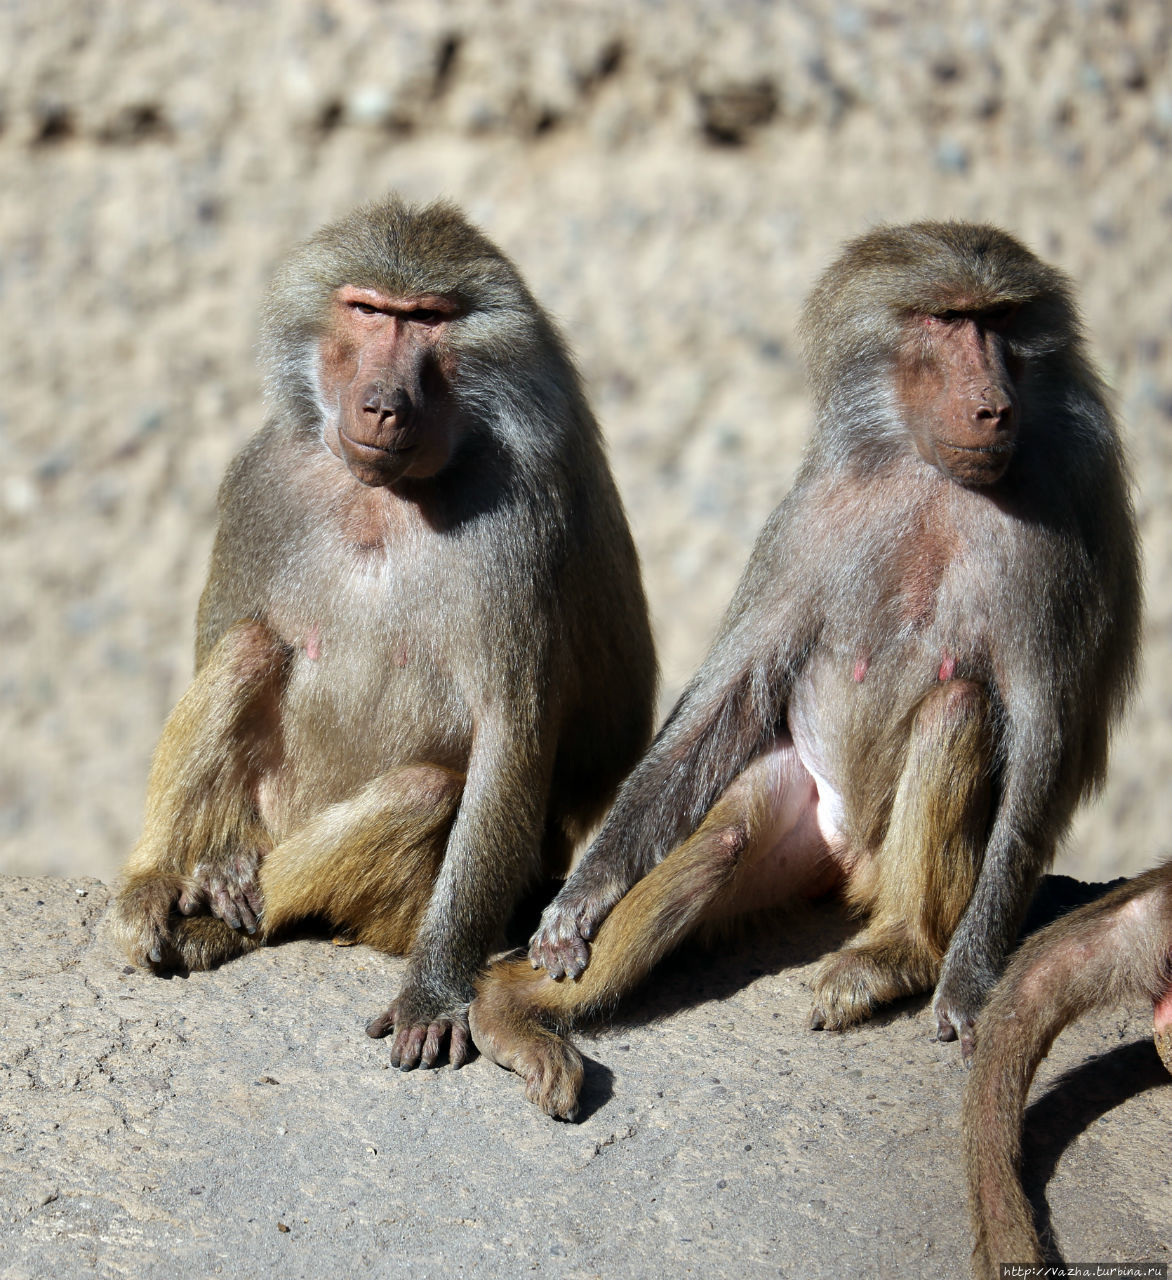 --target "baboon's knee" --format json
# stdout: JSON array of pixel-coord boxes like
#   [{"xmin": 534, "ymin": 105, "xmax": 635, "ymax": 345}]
[{"xmin": 916, "ymin": 679, "xmax": 986, "ymax": 737}]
